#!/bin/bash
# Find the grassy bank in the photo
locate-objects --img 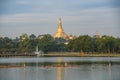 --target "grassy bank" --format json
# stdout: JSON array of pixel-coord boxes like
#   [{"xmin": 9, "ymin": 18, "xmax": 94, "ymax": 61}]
[
  {"xmin": 42, "ymin": 52, "xmax": 120, "ymax": 57},
  {"xmin": 0, "ymin": 52, "xmax": 120, "ymax": 57}
]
